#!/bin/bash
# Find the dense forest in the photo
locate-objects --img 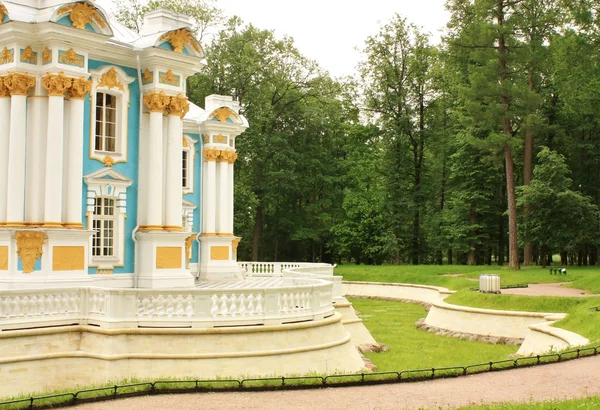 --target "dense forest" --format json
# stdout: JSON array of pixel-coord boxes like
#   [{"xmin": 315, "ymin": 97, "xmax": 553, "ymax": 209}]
[{"xmin": 115, "ymin": 0, "xmax": 600, "ymax": 268}]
